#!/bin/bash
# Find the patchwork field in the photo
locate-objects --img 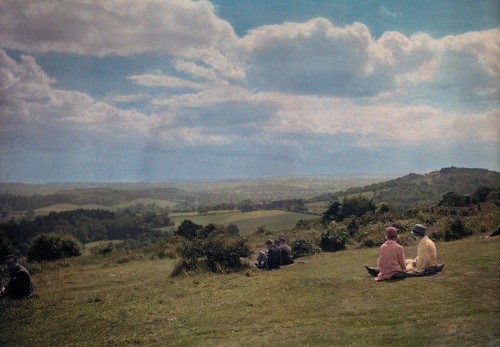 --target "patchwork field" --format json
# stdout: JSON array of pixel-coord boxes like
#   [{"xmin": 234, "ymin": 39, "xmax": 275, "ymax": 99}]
[
  {"xmin": 1, "ymin": 235, "xmax": 498, "ymax": 346},
  {"xmin": 169, "ymin": 210, "xmax": 319, "ymax": 234}
]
